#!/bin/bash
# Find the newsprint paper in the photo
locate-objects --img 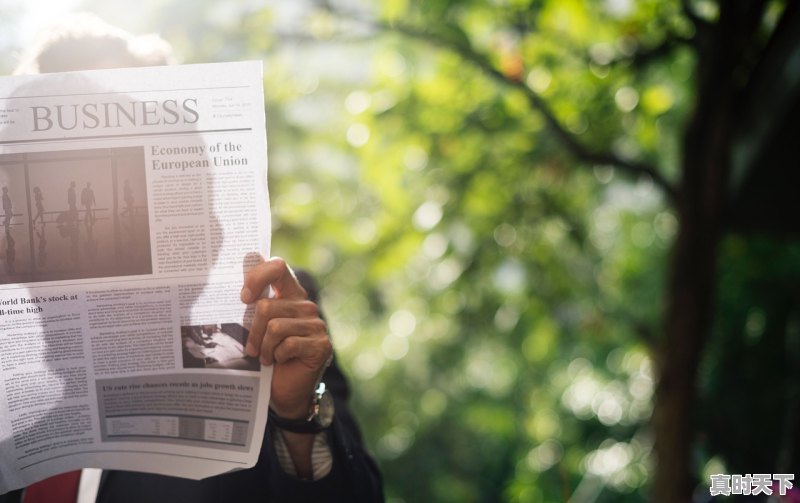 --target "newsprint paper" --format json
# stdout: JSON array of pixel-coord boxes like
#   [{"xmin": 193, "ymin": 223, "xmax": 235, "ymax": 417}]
[{"xmin": 0, "ymin": 61, "xmax": 272, "ymax": 493}]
